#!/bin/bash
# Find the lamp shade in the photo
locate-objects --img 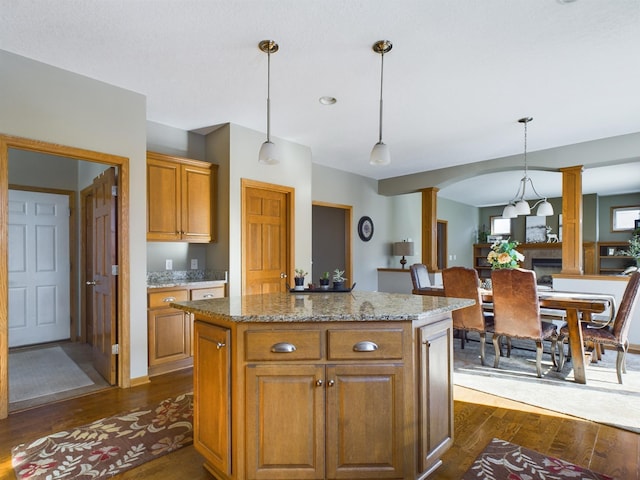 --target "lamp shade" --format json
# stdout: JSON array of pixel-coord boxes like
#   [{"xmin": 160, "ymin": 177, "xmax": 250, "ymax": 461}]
[
  {"xmin": 502, "ymin": 204, "xmax": 517, "ymax": 218},
  {"xmin": 536, "ymin": 200, "xmax": 554, "ymax": 217},
  {"xmin": 515, "ymin": 199, "xmax": 531, "ymax": 215},
  {"xmin": 393, "ymin": 241, "xmax": 414, "ymax": 257},
  {"xmin": 258, "ymin": 141, "xmax": 279, "ymax": 165},
  {"xmin": 370, "ymin": 142, "xmax": 391, "ymax": 166}
]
